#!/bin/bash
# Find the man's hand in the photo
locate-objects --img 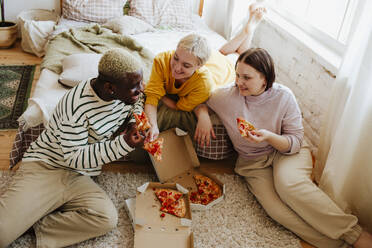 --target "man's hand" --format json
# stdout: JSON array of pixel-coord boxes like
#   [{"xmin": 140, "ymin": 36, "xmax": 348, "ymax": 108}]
[{"xmin": 123, "ymin": 124, "xmax": 144, "ymax": 148}]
